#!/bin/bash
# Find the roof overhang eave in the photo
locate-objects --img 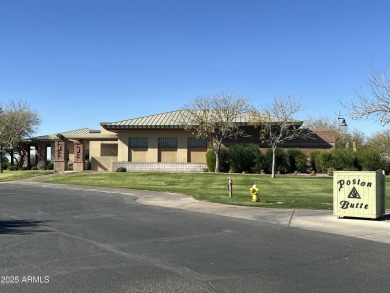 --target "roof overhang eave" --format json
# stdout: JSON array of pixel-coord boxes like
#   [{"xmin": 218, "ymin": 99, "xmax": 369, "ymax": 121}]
[
  {"xmin": 102, "ymin": 125, "xmax": 185, "ymax": 130},
  {"xmin": 62, "ymin": 134, "xmax": 118, "ymax": 140}
]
